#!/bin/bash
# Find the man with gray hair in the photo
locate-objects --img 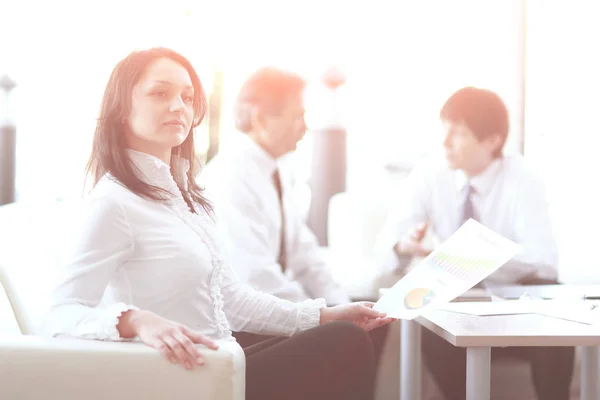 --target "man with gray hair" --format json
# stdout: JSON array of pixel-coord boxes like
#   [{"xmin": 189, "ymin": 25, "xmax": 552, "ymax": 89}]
[{"xmin": 203, "ymin": 68, "xmax": 361, "ymax": 348}]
